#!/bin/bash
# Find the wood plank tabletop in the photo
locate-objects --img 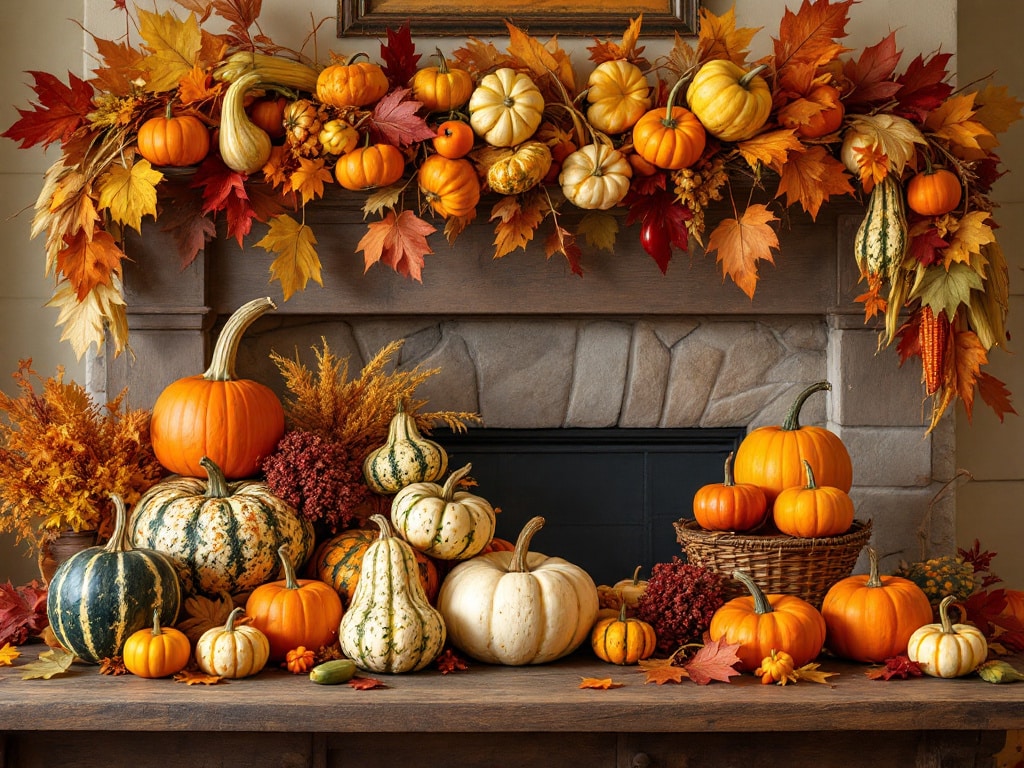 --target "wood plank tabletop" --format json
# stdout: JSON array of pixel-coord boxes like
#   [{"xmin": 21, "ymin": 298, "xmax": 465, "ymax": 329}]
[{"xmin": 2, "ymin": 651, "xmax": 1022, "ymax": 734}]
